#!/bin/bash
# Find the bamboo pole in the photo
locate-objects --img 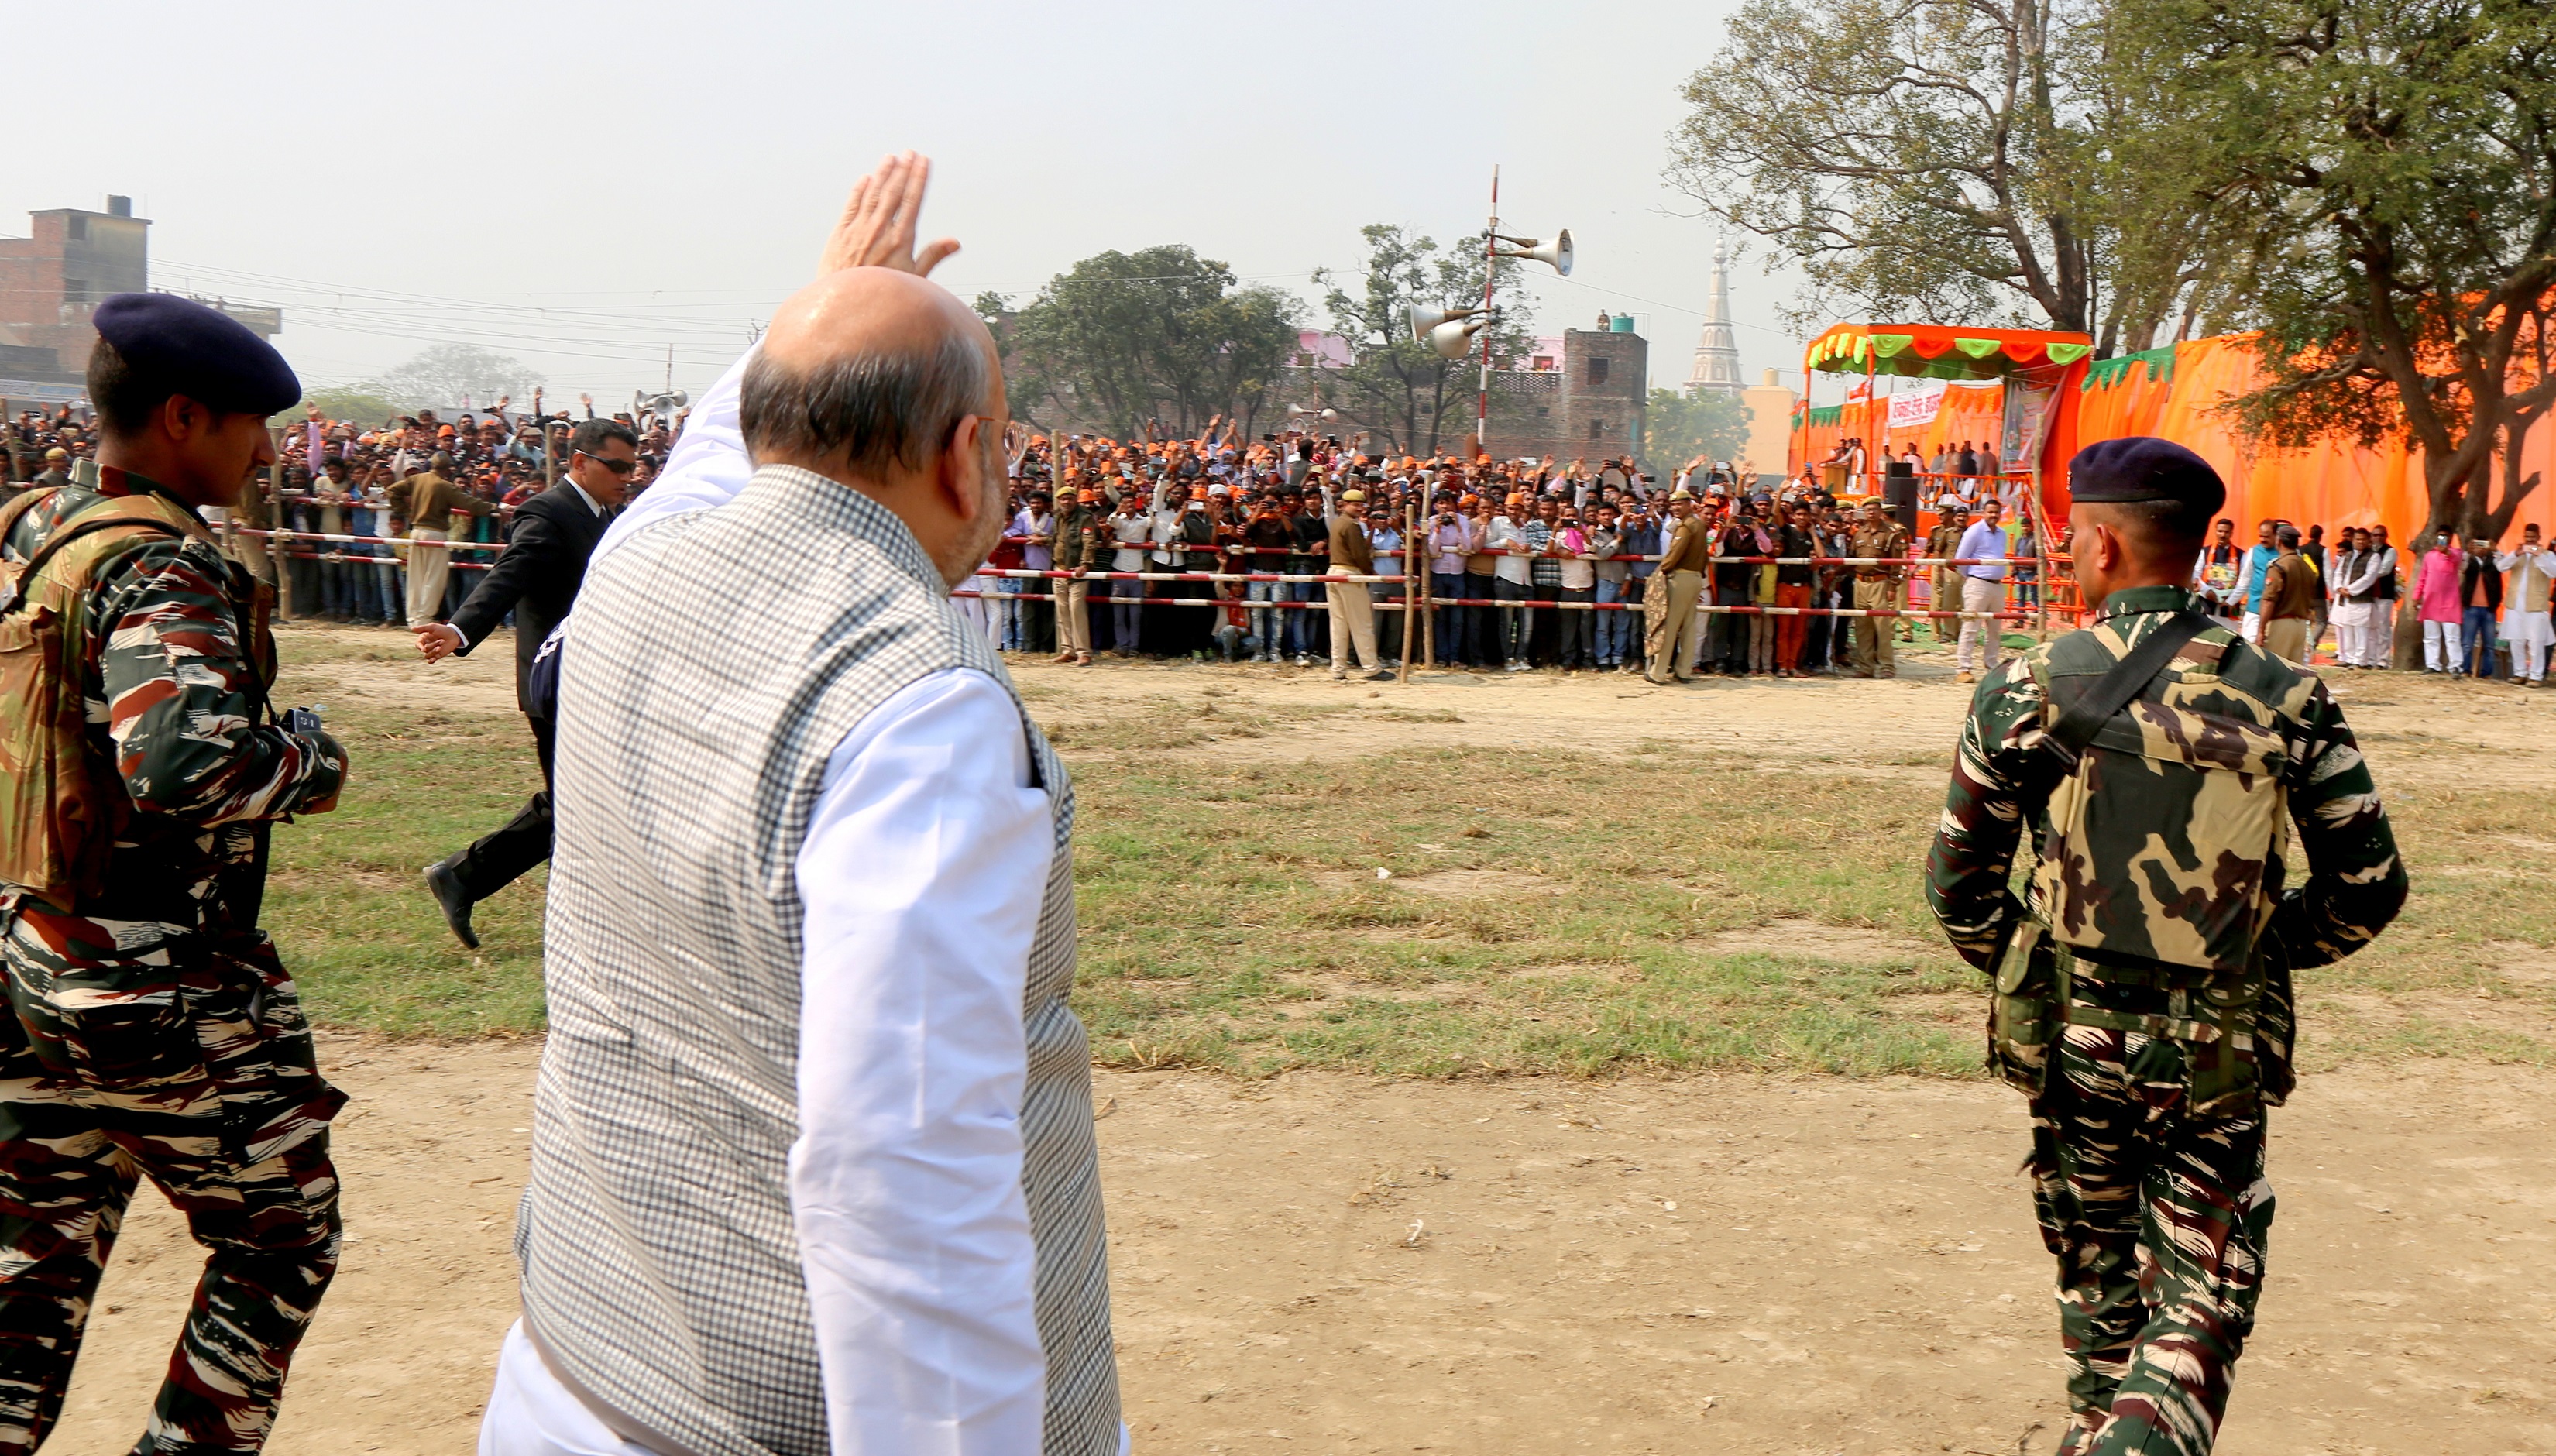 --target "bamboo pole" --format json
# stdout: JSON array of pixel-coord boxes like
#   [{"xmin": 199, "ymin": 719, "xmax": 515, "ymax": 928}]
[
  {"xmin": 2015, "ymin": 373, "xmax": 2061, "ymax": 637},
  {"xmin": 269, "ymin": 425, "xmax": 294, "ymax": 615},
  {"xmin": 1403, "ymin": 486, "xmax": 1425, "ymax": 683}
]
